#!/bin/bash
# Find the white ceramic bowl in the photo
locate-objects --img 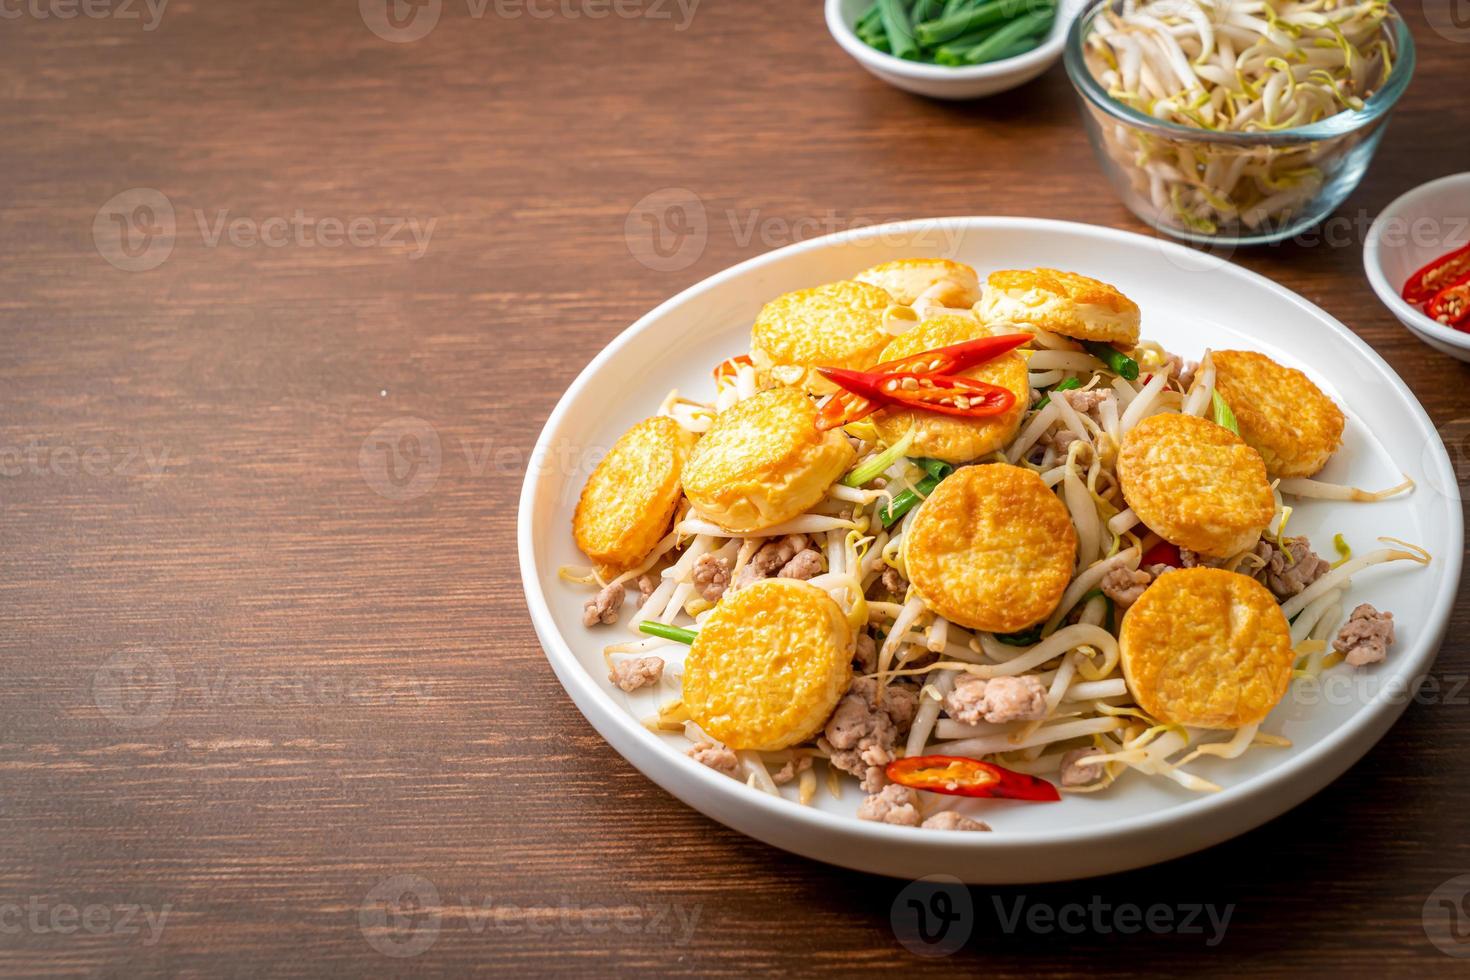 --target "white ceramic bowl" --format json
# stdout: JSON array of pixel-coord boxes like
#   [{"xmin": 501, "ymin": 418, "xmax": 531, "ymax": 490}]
[
  {"xmin": 1365, "ymin": 172, "xmax": 1470, "ymax": 362},
  {"xmin": 519, "ymin": 217, "xmax": 1462, "ymax": 883},
  {"xmin": 824, "ymin": 0, "xmax": 1081, "ymax": 100}
]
